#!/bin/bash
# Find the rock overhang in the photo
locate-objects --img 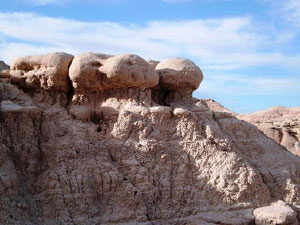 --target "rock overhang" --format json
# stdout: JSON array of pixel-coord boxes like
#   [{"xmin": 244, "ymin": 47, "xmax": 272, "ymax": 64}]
[{"xmin": 9, "ymin": 52, "xmax": 204, "ymax": 96}]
